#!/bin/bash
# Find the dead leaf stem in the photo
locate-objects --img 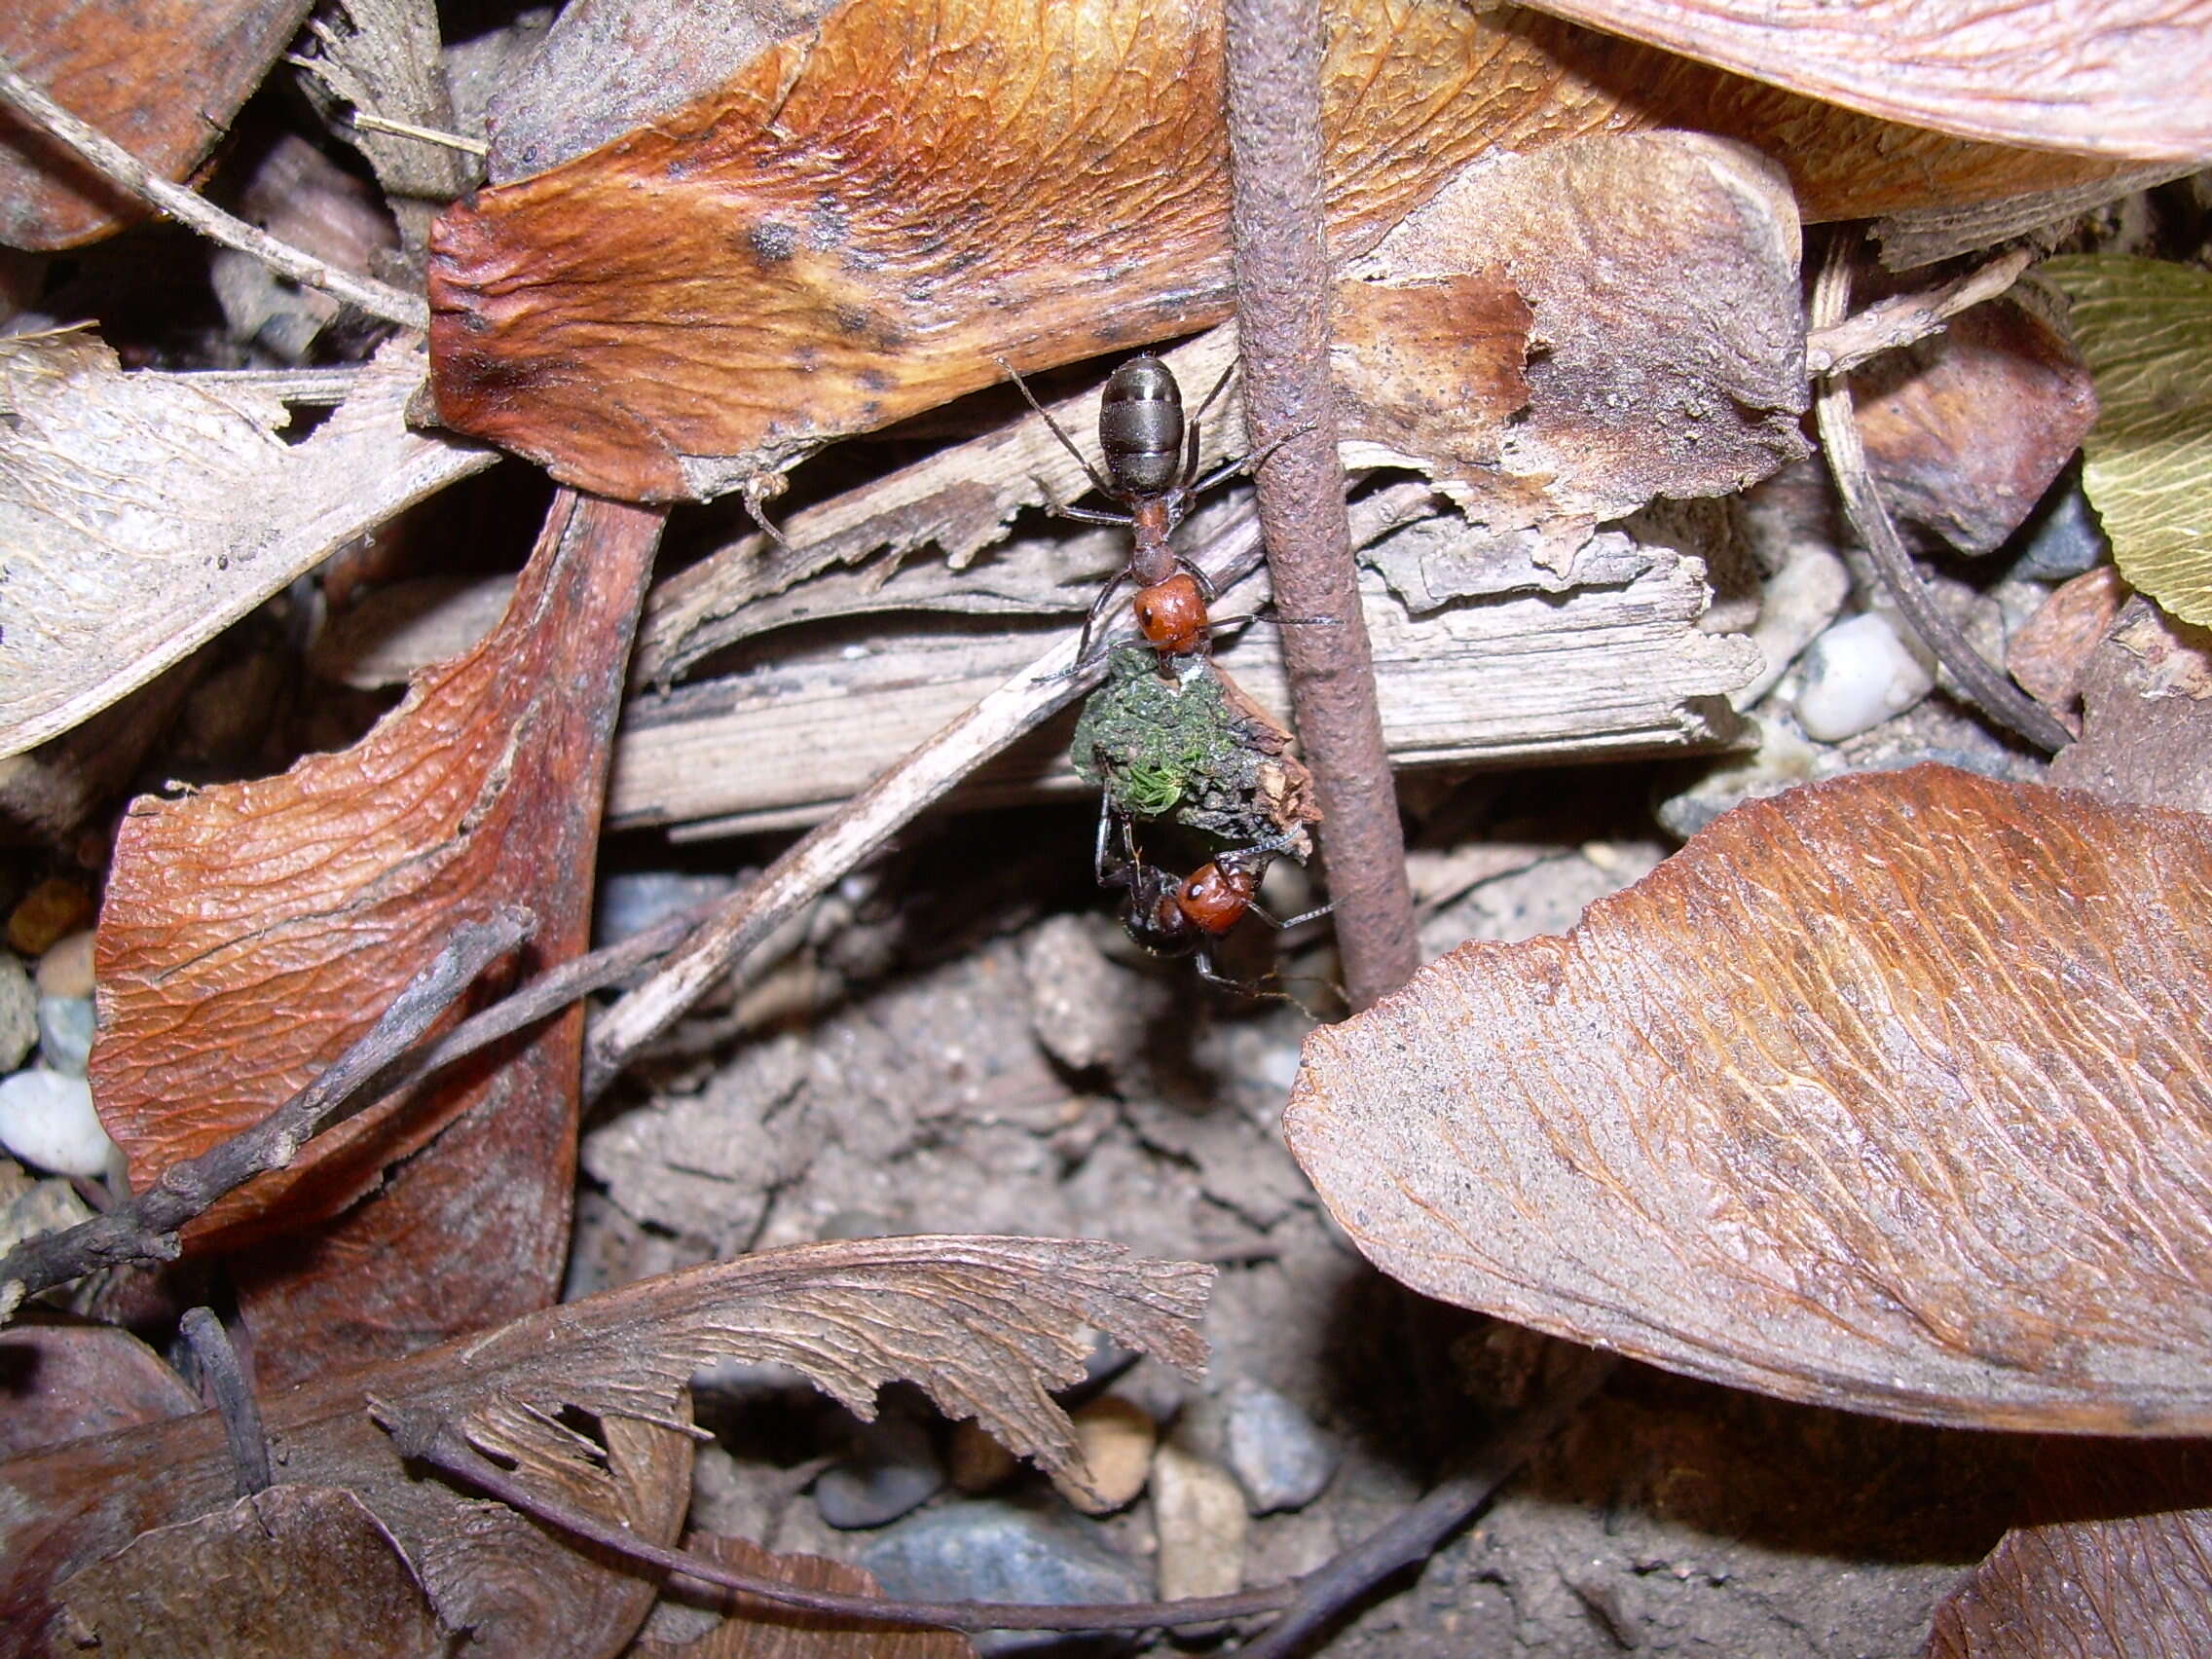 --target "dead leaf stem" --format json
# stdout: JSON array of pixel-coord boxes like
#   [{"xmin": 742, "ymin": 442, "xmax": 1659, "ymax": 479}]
[
  {"xmin": 178, "ymin": 1307, "xmax": 272, "ymax": 1497},
  {"xmin": 379, "ymin": 1404, "xmax": 1297, "ymax": 1633},
  {"xmin": 1804, "ymin": 245, "xmax": 2035, "ymax": 376},
  {"xmin": 1812, "ymin": 233, "xmax": 2073, "ymax": 753},
  {"xmin": 0, "ymin": 907, "xmax": 532, "ymax": 1314},
  {"xmin": 0, "ymin": 54, "xmax": 429, "ymax": 331},
  {"xmin": 1225, "ymin": 0, "xmax": 1418, "ymax": 1010}
]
